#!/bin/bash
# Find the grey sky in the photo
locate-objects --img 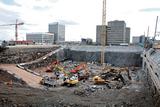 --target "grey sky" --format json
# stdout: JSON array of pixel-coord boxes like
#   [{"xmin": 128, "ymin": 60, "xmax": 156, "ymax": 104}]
[{"xmin": 0, "ymin": 0, "xmax": 160, "ymax": 41}]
